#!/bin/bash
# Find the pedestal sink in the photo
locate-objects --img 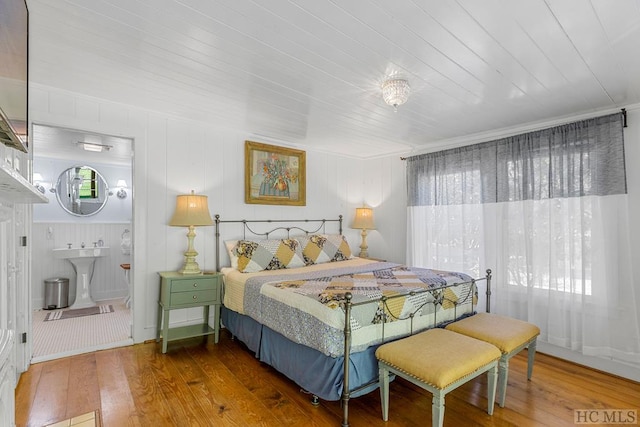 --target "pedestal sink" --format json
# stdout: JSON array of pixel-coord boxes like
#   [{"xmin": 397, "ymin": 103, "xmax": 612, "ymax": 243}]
[{"xmin": 53, "ymin": 247, "xmax": 110, "ymax": 309}]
